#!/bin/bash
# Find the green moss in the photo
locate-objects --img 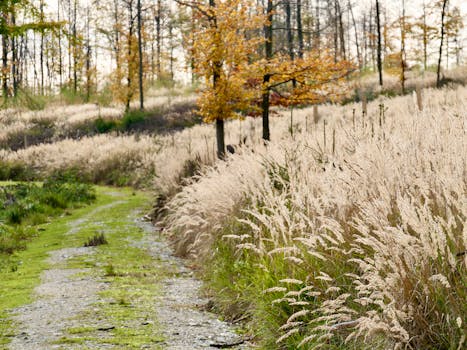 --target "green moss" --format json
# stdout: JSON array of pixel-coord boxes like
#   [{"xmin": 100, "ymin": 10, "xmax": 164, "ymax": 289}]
[{"xmin": 0, "ymin": 187, "xmax": 164, "ymax": 349}]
